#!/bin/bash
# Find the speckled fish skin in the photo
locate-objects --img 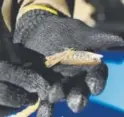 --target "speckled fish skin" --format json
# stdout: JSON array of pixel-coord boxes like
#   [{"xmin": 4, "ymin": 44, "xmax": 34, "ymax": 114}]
[{"xmin": 46, "ymin": 49, "xmax": 103, "ymax": 67}]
